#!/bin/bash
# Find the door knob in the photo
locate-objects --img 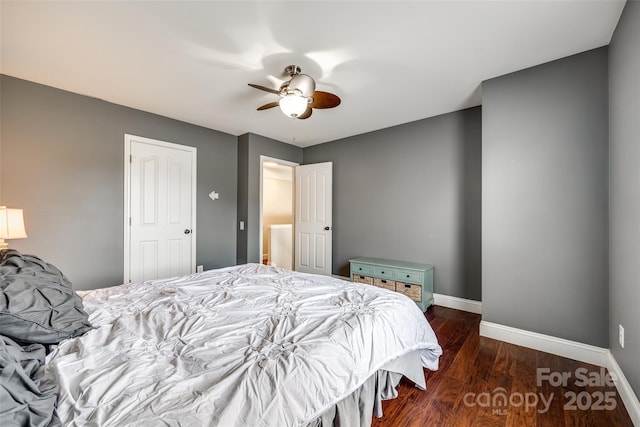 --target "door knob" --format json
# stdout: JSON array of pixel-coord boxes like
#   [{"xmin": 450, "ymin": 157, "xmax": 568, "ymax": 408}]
[
  {"xmin": 324, "ymin": 226, "xmax": 331, "ymax": 231},
  {"xmin": 184, "ymin": 229, "xmax": 191, "ymax": 234}
]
